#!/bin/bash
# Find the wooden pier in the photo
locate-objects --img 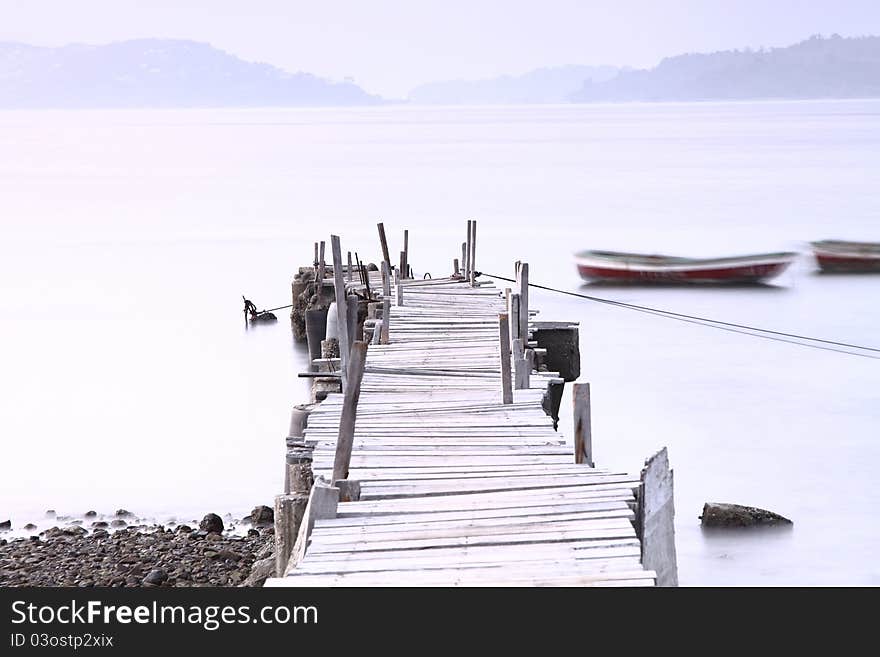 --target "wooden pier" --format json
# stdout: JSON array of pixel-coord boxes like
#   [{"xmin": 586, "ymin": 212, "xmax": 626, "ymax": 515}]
[{"xmin": 267, "ymin": 223, "xmax": 677, "ymax": 587}]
